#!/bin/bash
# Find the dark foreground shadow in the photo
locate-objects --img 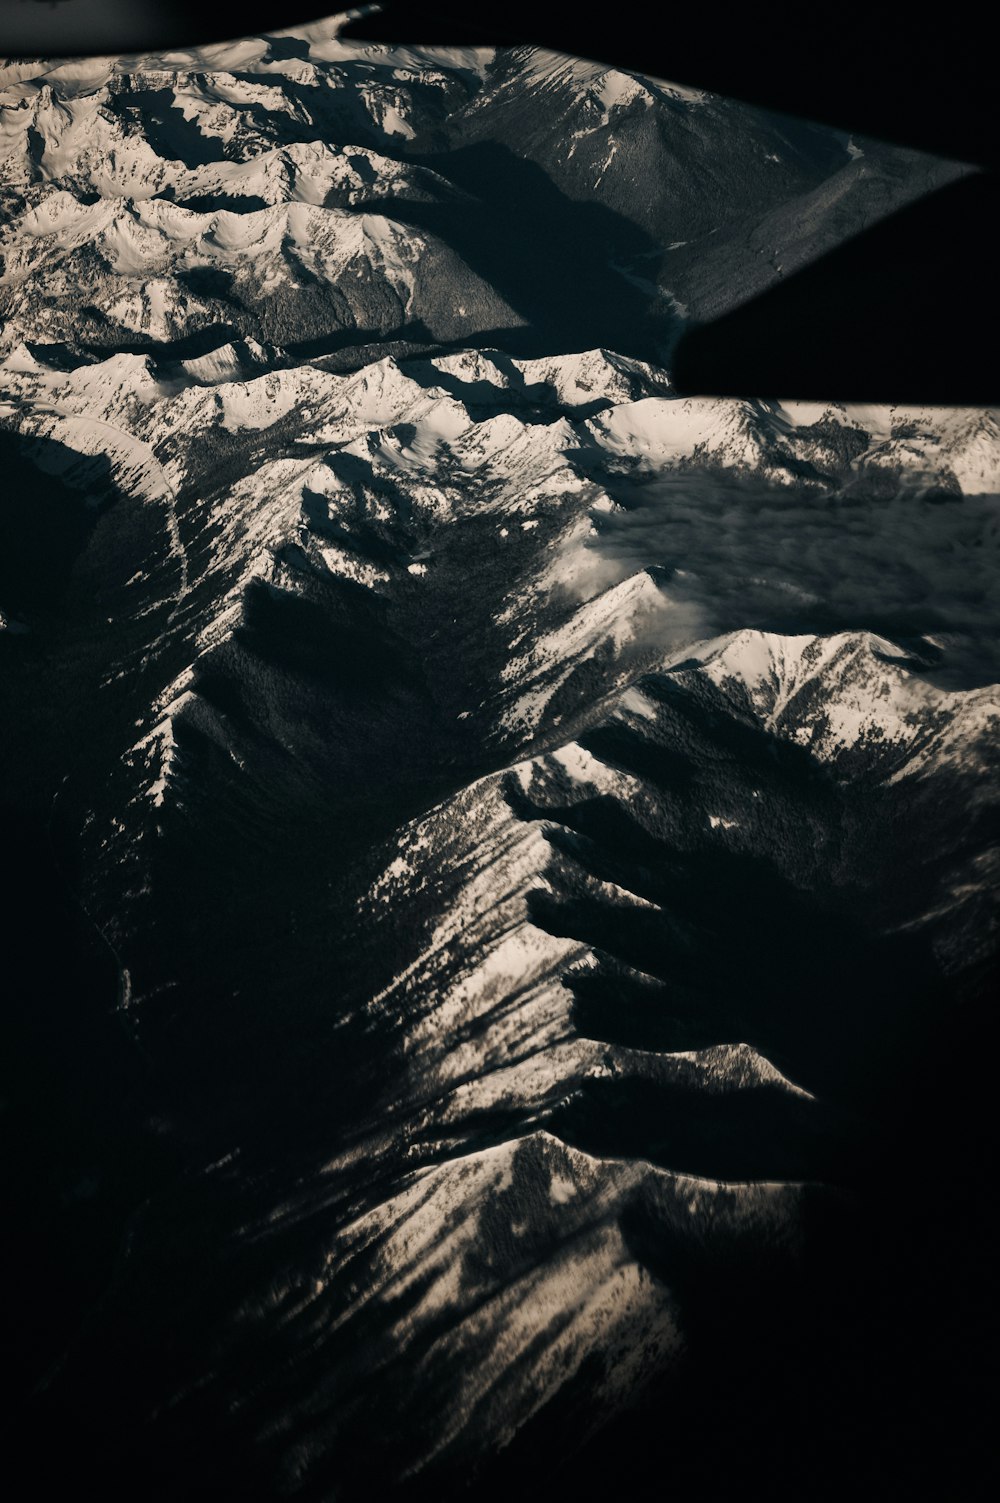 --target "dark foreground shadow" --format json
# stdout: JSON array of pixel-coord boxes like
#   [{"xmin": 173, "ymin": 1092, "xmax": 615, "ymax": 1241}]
[{"xmin": 673, "ymin": 174, "xmax": 1000, "ymax": 405}]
